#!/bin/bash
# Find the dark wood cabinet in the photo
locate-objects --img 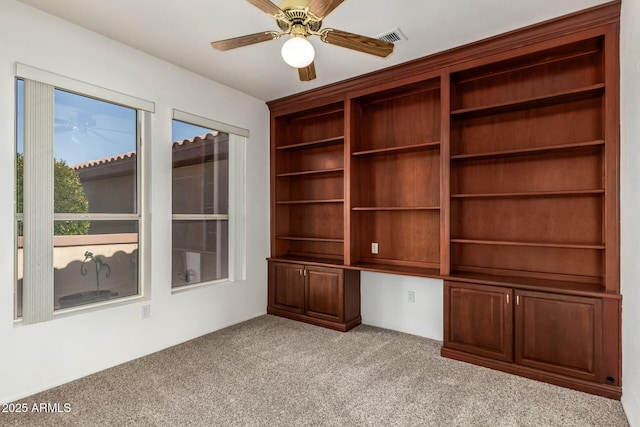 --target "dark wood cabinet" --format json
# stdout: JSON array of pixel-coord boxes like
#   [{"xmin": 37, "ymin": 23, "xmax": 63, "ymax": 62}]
[
  {"xmin": 305, "ymin": 266, "xmax": 344, "ymax": 323},
  {"xmin": 515, "ymin": 290, "xmax": 603, "ymax": 382},
  {"xmin": 268, "ymin": 261, "xmax": 361, "ymax": 331},
  {"xmin": 444, "ymin": 281, "xmax": 513, "ymax": 362},
  {"xmin": 267, "ymin": 2, "xmax": 621, "ymax": 398},
  {"xmin": 269, "ymin": 261, "xmax": 305, "ymax": 314},
  {"xmin": 443, "ymin": 280, "xmax": 616, "ymax": 397}
]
